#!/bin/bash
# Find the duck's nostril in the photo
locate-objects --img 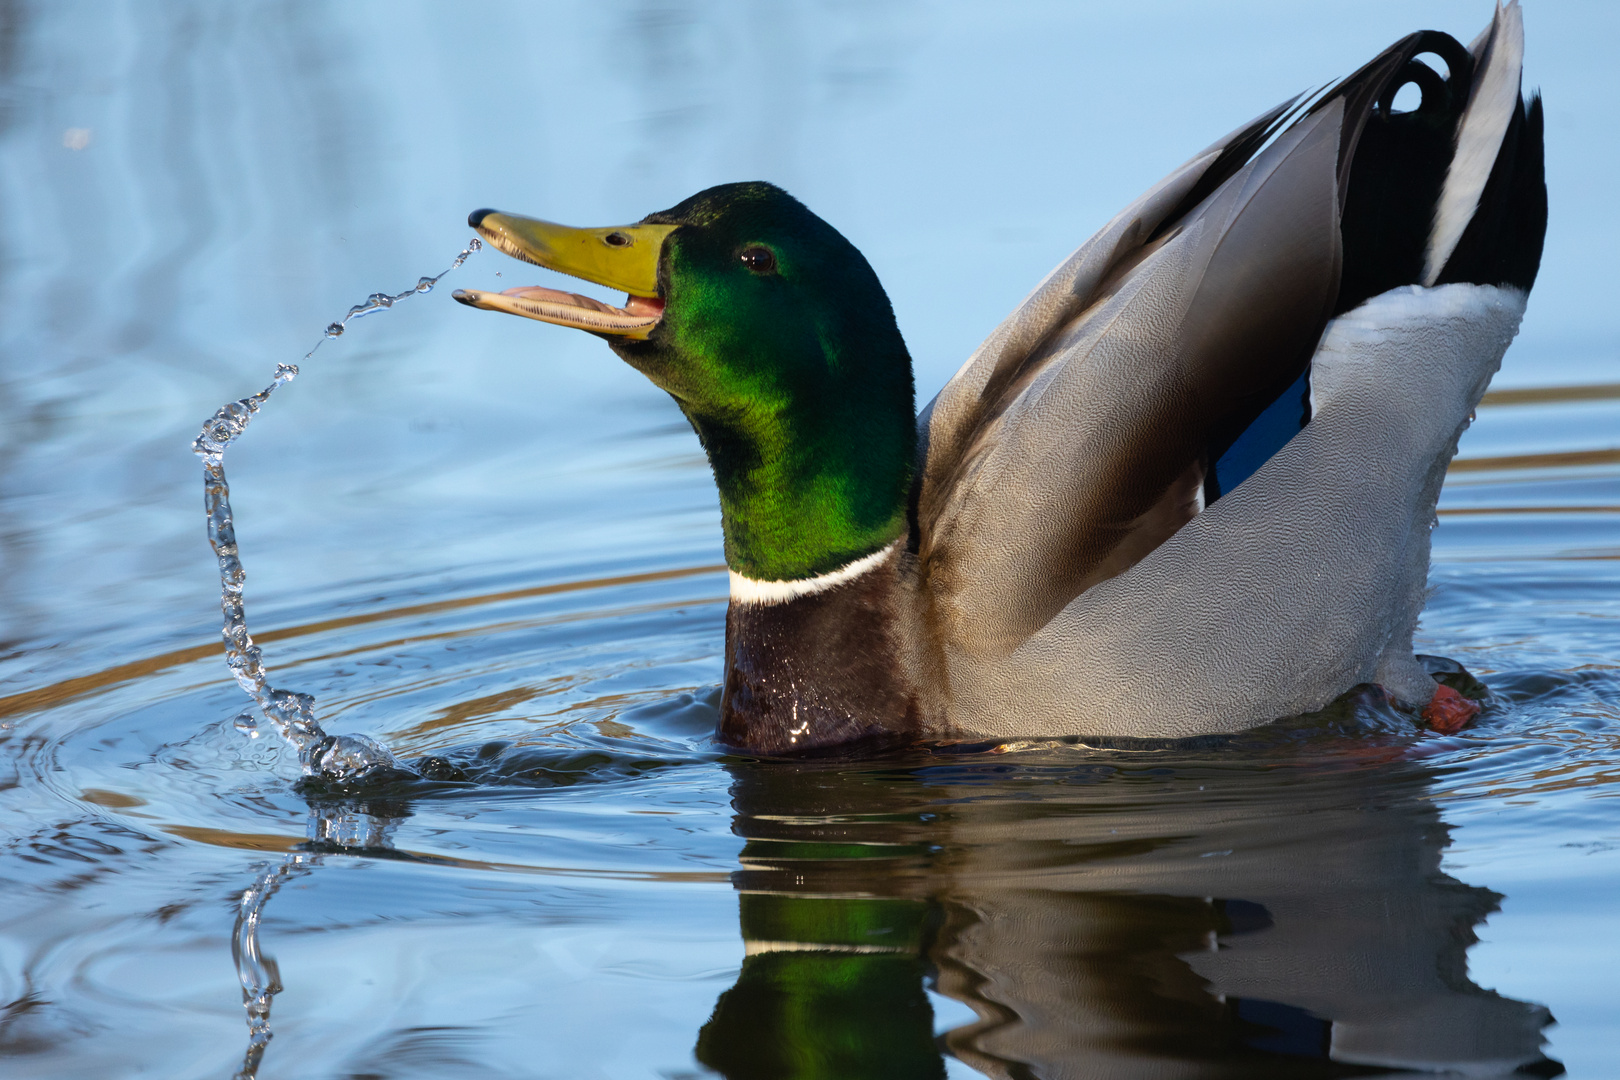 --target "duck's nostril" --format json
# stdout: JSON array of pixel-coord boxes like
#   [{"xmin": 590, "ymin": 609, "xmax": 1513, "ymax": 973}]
[
  {"xmin": 604, "ymin": 231, "xmax": 632, "ymax": 247},
  {"xmin": 468, "ymin": 208, "xmax": 497, "ymax": 229}
]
